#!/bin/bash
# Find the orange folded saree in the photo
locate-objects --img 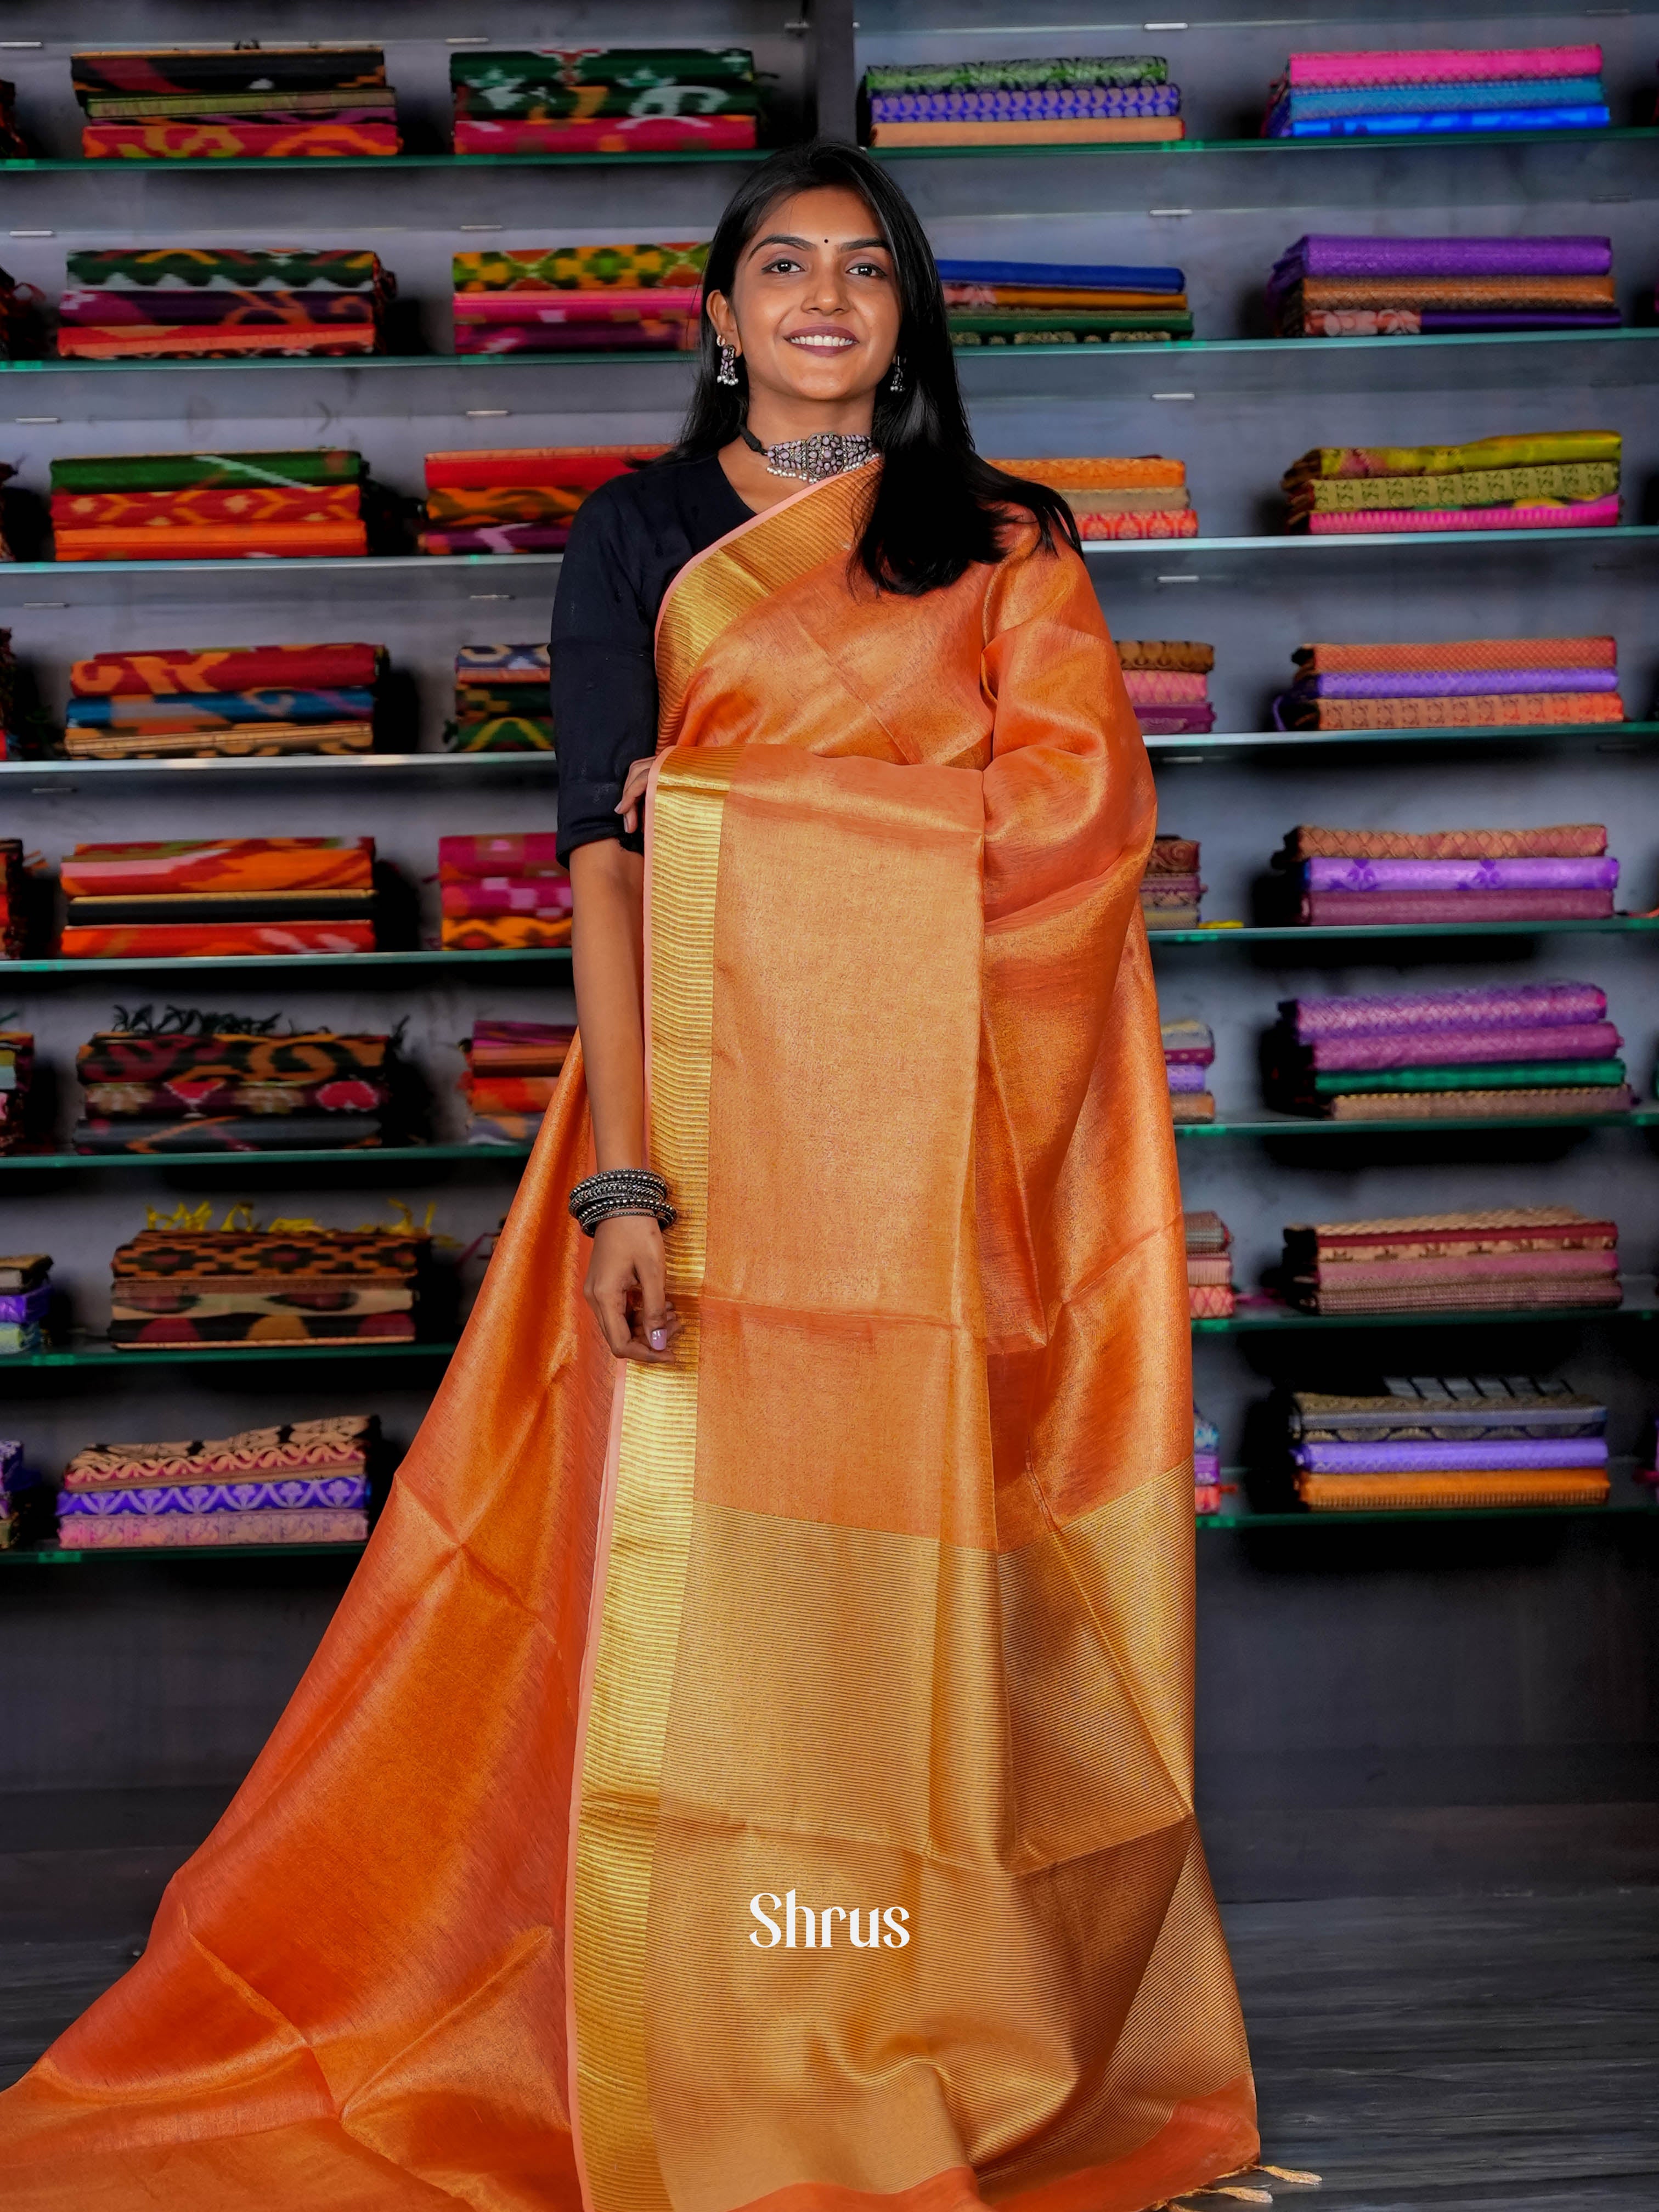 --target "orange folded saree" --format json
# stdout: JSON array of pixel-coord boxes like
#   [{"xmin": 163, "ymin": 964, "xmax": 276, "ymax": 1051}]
[{"xmin": 0, "ymin": 466, "xmax": 1255, "ymax": 2211}]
